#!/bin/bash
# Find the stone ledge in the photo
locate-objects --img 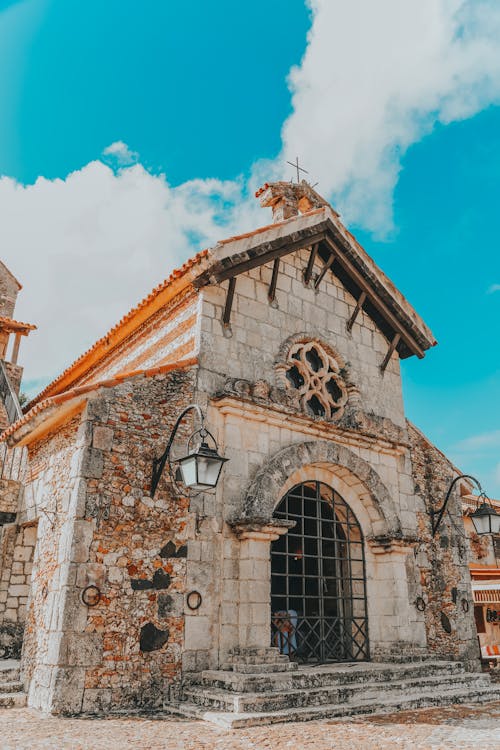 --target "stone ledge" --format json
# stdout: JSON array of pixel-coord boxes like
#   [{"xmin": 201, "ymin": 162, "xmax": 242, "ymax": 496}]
[
  {"xmin": 230, "ymin": 518, "xmax": 295, "ymax": 542},
  {"xmin": 367, "ymin": 533, "xmax": 419, "ymax": 555}
]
